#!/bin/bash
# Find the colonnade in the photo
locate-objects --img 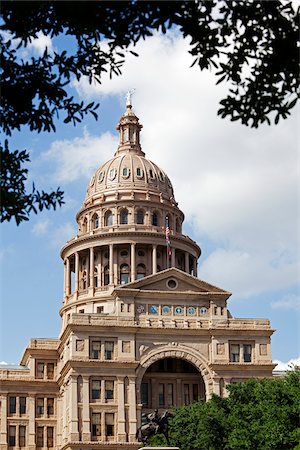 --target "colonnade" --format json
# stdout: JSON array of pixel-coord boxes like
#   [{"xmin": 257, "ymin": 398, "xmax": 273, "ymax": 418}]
[{"xmin": 63, "ymin": 243, "xmax": 198, "ymax": 297}]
